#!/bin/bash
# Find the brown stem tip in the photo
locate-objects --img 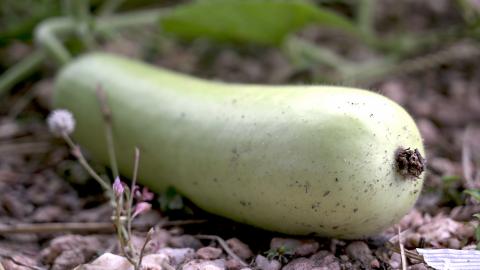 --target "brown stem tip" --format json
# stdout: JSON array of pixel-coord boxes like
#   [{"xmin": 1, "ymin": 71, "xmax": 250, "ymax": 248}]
[{"xmin": 395, "ymin": 148, "xmax": 426, "ymax": 179}]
